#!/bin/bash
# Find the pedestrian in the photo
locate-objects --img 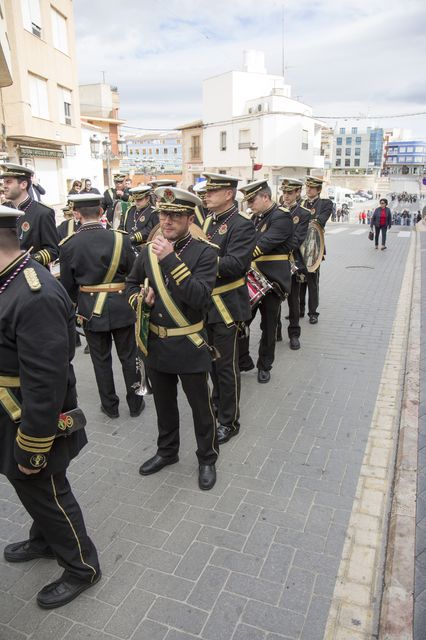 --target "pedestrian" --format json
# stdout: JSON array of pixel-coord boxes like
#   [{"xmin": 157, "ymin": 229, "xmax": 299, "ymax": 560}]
[
  {"xmin": 127, "ymin": 187, "xmax": 219, "ymax": 490},
  {"xmin": 119, "ymin": 185, "xmax": 158, "ymax": 251},
  {"xmin": 68, "ymin": 180, "xmax": 82, "ymax": 195},
  {"xmin": 29, "ymin": 174, "xmax": 46, "ymax": 201},
  {"xmin": 60, "ymin": 193, "xmax": 144, "ymax": 419},
  {"xmin": 102, "ymin": 174, "xmax": 129, "ymax": 227},
  {"xmin": 371, "ymin": 198, "xmax": 392, "ymax": 250},
  {"xmin": 81, "ymin": 179, "xmax": 100, "ymax": 195},
  {"xmin": 361, "ymin": 211, "xmax": 366, "ymax": 224},
  {"xmin": 56, "ymin": 204, "xmax": 81, "ymax": 242},
  {"xmin": 358, "ymin": 212, "xmax": 362, "ymax": 224},
  {"xmin": 0, "ymin": 204, "xmax": 100, "ymax": 608}
]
